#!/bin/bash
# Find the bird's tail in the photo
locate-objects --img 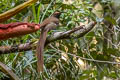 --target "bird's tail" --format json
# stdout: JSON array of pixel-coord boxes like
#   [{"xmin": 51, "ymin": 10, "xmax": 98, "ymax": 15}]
[{"xmin": 37, "ymin": 28, "xmax": 49, "ymax": 72}]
